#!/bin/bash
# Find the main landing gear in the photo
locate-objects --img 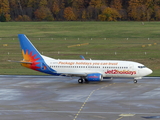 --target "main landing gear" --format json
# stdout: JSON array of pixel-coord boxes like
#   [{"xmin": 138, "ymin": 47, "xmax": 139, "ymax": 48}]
[
  {"xmin": 78, "ymin": 79, "xmax": 83, "ymax": 83},
  {"xmin": 78, "ymin": 78, "xmax": 88, "ymax": 83},
  {"xmin": 133, "ymin": 79, "xmax": 137, "ymax": 83}
]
